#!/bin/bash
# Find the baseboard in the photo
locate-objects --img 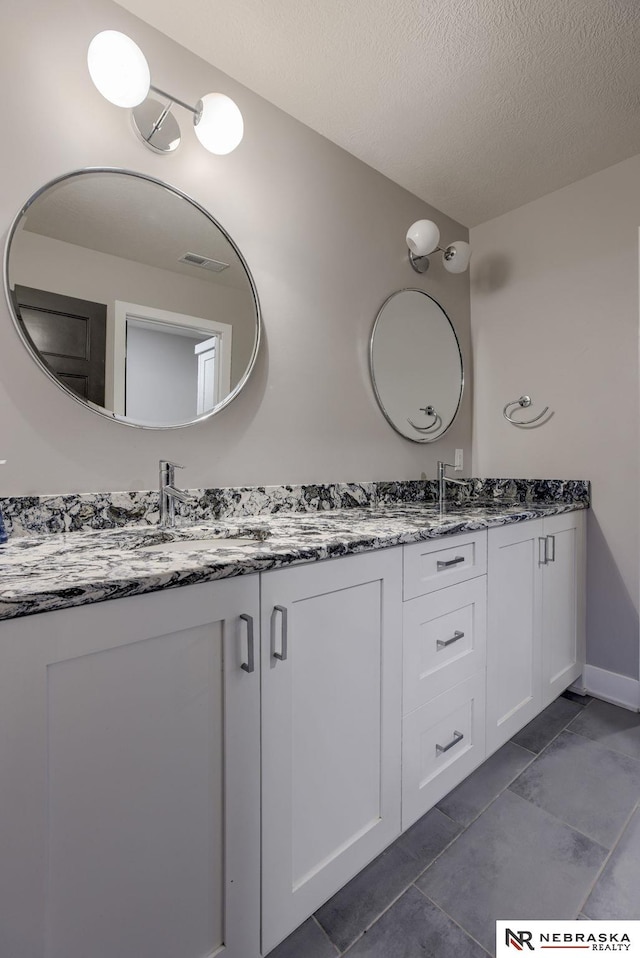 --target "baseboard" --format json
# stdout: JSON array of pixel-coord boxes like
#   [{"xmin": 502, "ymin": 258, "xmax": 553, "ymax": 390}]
[{"xmin": 575, "ymin": 665, "xmax": 640, "ymax": 712}]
